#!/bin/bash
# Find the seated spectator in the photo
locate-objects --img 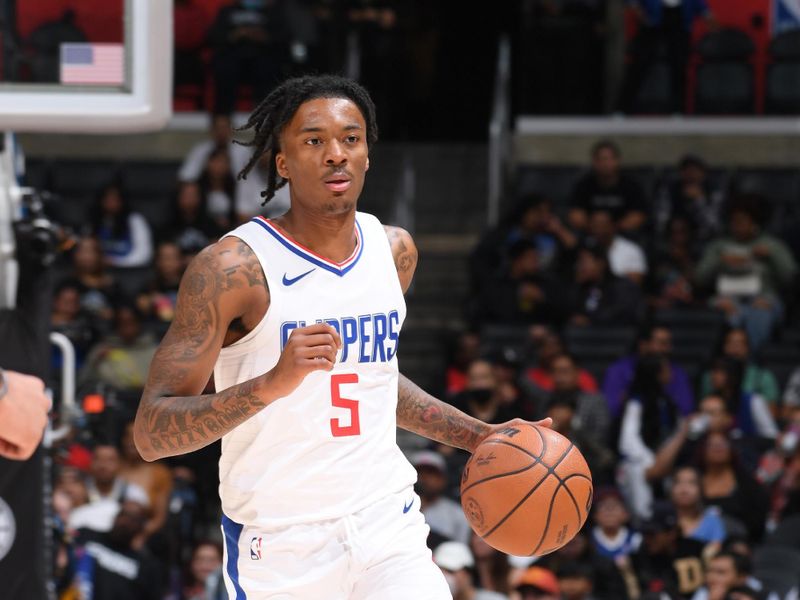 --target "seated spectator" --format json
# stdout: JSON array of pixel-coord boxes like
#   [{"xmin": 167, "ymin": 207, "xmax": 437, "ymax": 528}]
[
  {"xmin": 587, "ymin": 209, "xmax": 647, "ymax": 284},
  {"xmin": 414, "ymin": 450, "xmax": 471, "ymax": 545},
  {"xmin": 445, "ymin": 331, "xmax": 481, "ymax": 396},
  {"xmin": 487, "ymin": 349, "xmax": 538, "ymax": 420},
  {"xmin": 757, "ymin": 407, "xmax": 800, "ymax": 527},
  {"xmin": 513, "ymin": 567, "xmax": 560, "ymax": 600},
  {"xmin": 590, "ymin": 487, "xmax": 642, "ymax": 562},
  {"xmin": 162, "ymin": 182, "xmax": 224, "ymax": 257},
  {"xmin": 671, "ymin": 465, "xmax": 726, "ymax": 545},
  {"xmin": 566, "ymin": 245, "xmax": 643, "ymax": 327},
  {"xmin": 68, "ymin": 443, "xmax": 150, "ymax": 534},
  {"xmin": 706, "ymin": 358, "xmax": 778, "ymax": 440},
  {"xmin": 690, "ymin": 551, "xmax": 757, "ymax": 600},
  {"xmin": 472, "ymin": 239, "xmax": 563, "ymax": 326},
  {"xmin": 784, "ymin": 367, "xmax": 800, "ymax": 414},
  {"xmin": 51, "ymin": 279, "xmax": 99, "ymax": 369},
  {"xmin": 68, "ymin": 236, "xmax": 119, "ymax": 322},
  {"xmin": 119, "ymin": 421, "xmax": 172, "ymax": 546},
  {"xmin": 450, "ymin": 359, "xmax": 519, "ymax": 425},
  {"xmin": 556, "ymin": 562, "xmax": 597, "ymax": 600},
  {"xmin": 433, "ymin": 541, "xmax": 508, "ymax": 600},
  {"xmin": 630, "ymin": 501, "xmax": 707, "ymax": 599},
  {"xmin": 524, "ymin": 327, "xmax": 598, "ymax": 394},
  {"xmin": 183, "ymin": 540, "xmax": 224, "ymax": 600},
  {"xmin": 696, "ymin": 194, "xmax": 797, "ymax": 350},
  {"xmin": 199, "ymin": 146, "xmax": 237, "ymax": 230},
  {"xmin": 604, "ymin": 323, "xmax": 694, "ymax": 418},
  {"xmin": 55, "ymin": 466, "xmax": 89, "ymax": 512},
  {"xmin": 650, "ymin": 216, "xmax": 700, "ymax": 309},
  {"xmin": 656, "ymin": 155, "xmax": 725, "ymax": 244},
  {"xmin": 694, "ymin": 432, "xmax": 769, "ymax": 543},
  {"xmin": 618, "ymin": 355, "xmax": 683, "ymax": 517},
  {"xmin": 701, "ymin": 329, "xmax": 780, "ymax": 414},
  {"xmin": 178, "ymin": 113, "xmax": 232, "ymax": 182},
  {"xmin": 89, "ymin": 182, "xmax": 154, "ymax": 268},
  {"xmin": 470, "ymin": 532, "xmax": 512, "ymax": 597},
  {"xmin": 567, "ymin": 140, "xmax": 647, "ymax": 235},
  {"xmin": 137, "ymin": 241, "xmax": 186, "ymax": 324},
  {"xmin": 79, "ymin": 303, "xmax": 159, "ymax": 395},
  {"xmin": 68, "ymin": 499, "xmax": 162, "ymax": 600}
]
